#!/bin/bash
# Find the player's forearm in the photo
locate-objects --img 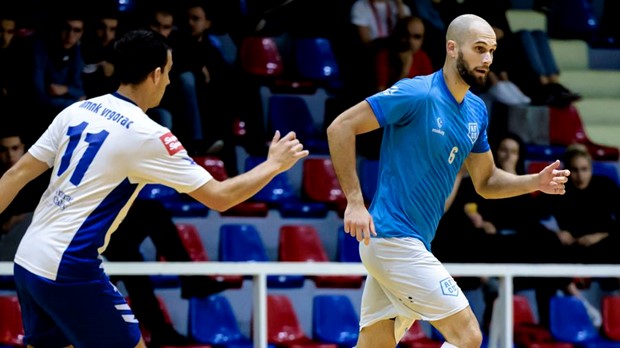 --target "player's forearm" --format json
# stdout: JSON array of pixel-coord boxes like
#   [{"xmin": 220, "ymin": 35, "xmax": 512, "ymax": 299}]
[
  {"xmin": 327, "ymin": 123, "xmax": 365, "ymax": 205},
  {"xmin": 205, "ymin": 161, "xmax": 280, "ymax": 212},
  {"xmin": 479, "ymin": 168, "xmax": 538, "ymax": 199},
  {"xmin": 0, "ymin": 169, "xmax": 29, "ymax": 214}
]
